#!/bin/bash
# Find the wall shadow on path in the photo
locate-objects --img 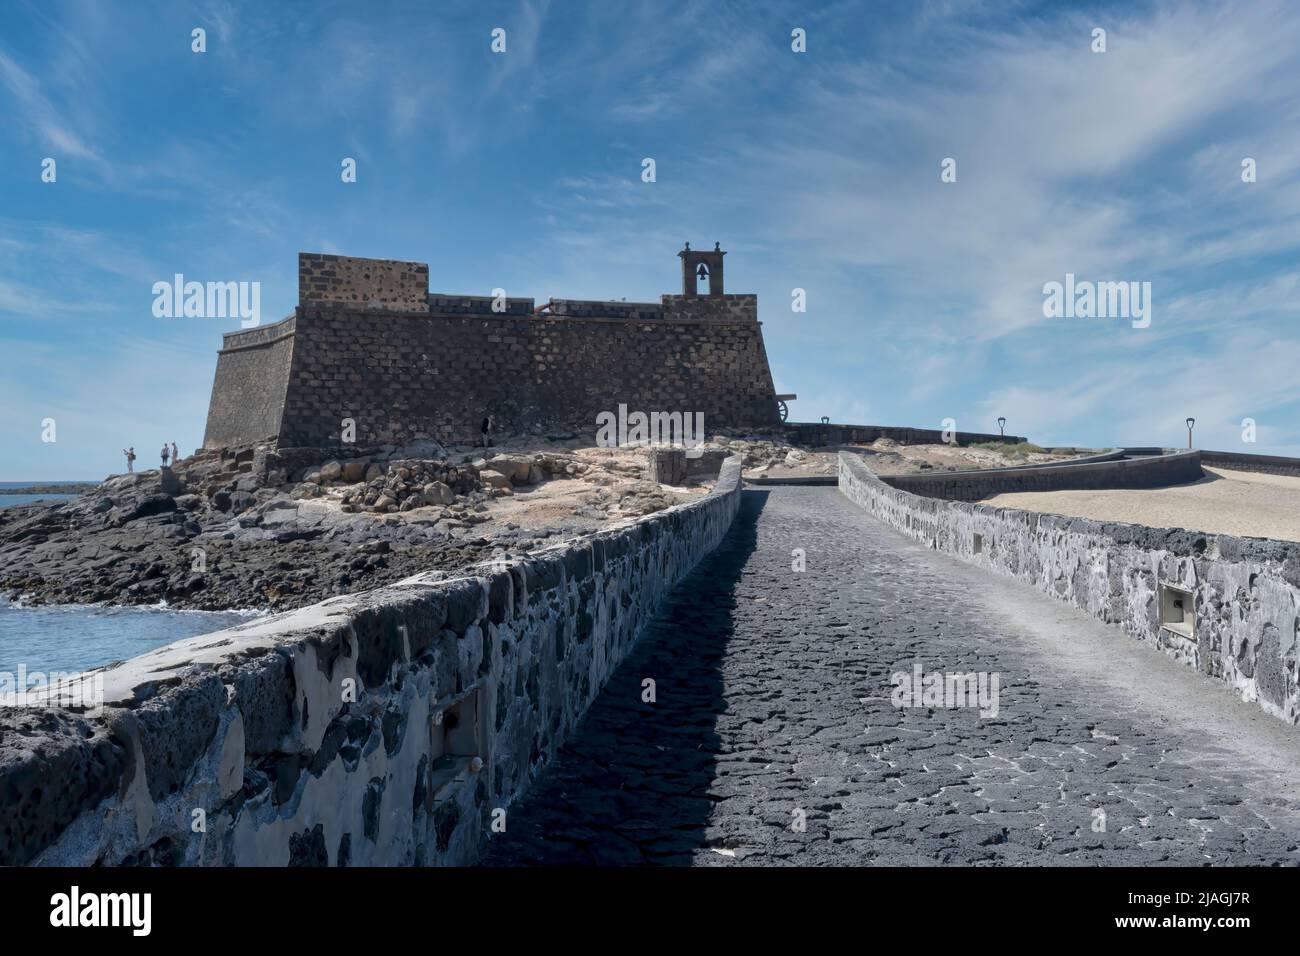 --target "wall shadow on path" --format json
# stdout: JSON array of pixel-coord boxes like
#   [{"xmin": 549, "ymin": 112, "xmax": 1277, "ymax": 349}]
[{"xmin": 481, "ymin": 489, "xmax": 769, "ymax": 866}]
